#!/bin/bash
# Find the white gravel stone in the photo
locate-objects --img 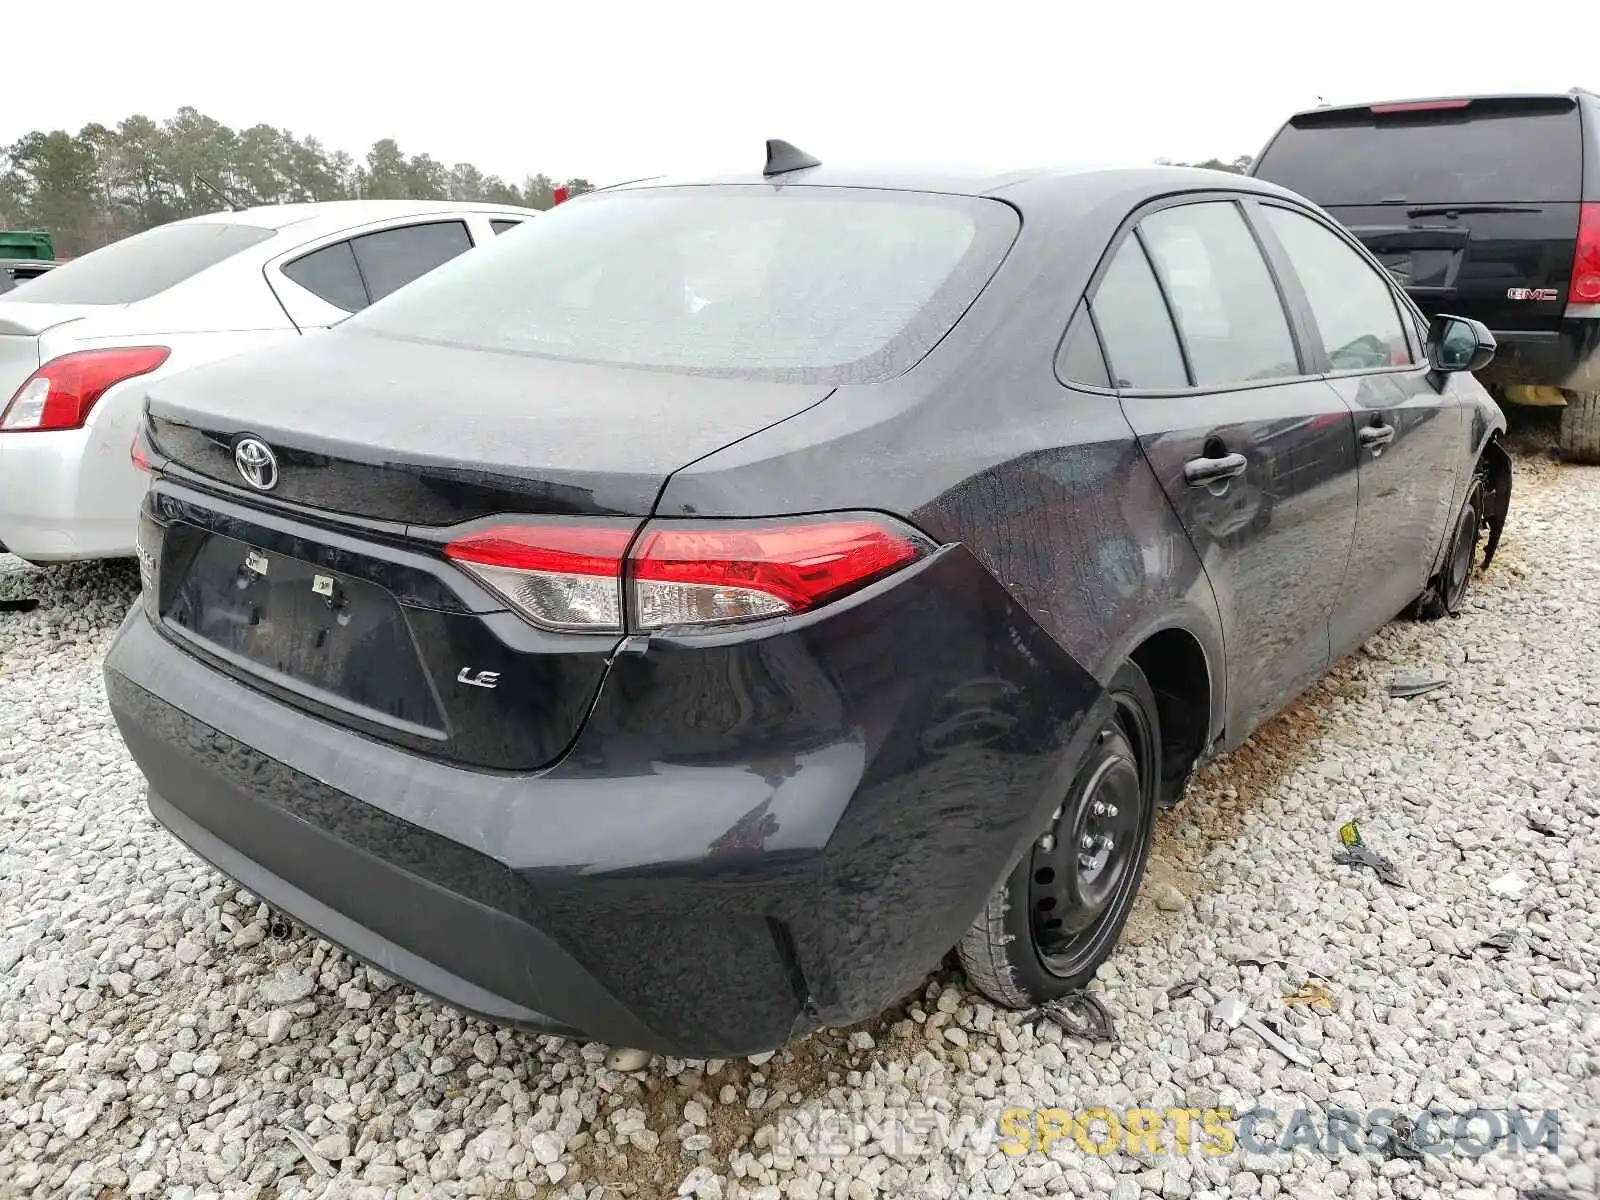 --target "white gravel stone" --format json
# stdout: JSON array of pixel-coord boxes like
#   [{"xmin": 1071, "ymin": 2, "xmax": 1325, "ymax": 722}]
[
  {"xmin": 3, "ymin": 458, "xmax": 1598, "ymax": 1200},
  {"xmin": 528, "ymin": 1130, "xmax": 564, "ymax": 1165}
]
